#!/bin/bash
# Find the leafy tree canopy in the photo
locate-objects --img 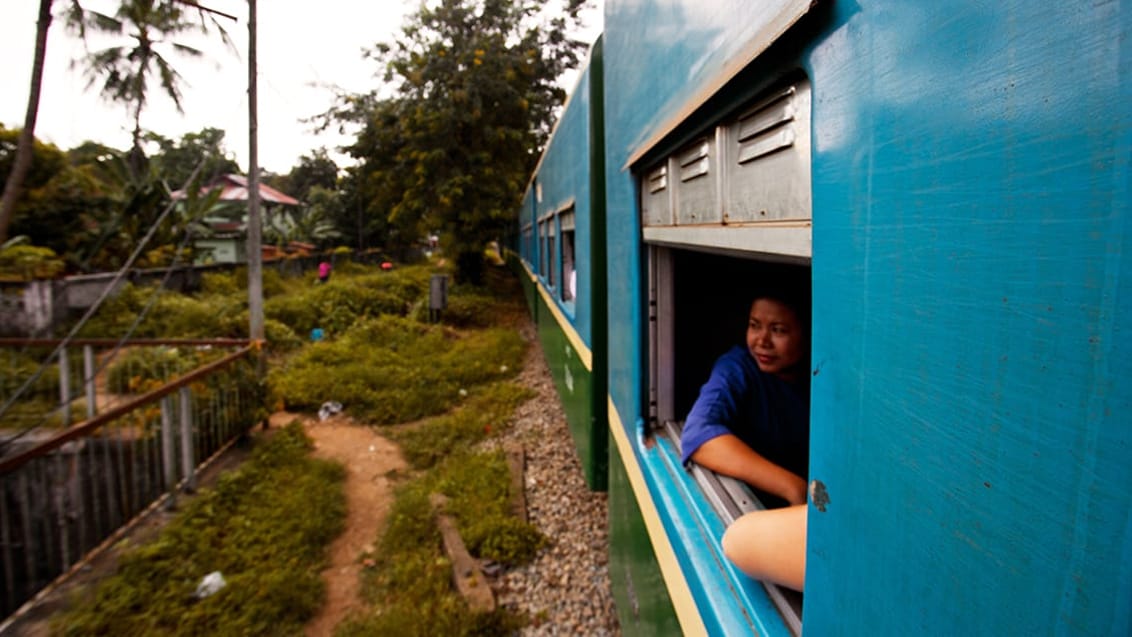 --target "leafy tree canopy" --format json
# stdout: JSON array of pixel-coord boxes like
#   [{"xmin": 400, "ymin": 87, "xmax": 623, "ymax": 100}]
[
  {"xmin": 0, "ymin": 126, "xmax": 117, "ymax": 267},
  {"xmin": 0, "ymin": 125, "xmax": 67, "ymax": 192},
  {"xmin": 146, "ymin": 127, "xmax": 240, "ymax": 189},
  {"xmin": 1, "ymin": 126, "xmax": 203, "ymax": 273},
  {"xmin": 270, "ymin": 147, "xmax": 339, "ymax": 204},
  {"xmin": 330, "ymin": 0, "xmax": 589, "ymax": 282}
]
